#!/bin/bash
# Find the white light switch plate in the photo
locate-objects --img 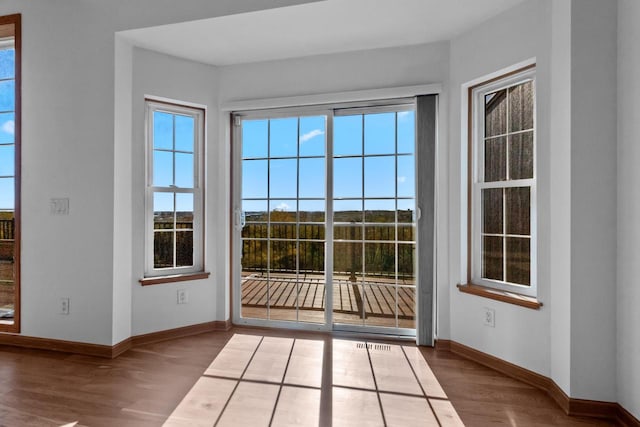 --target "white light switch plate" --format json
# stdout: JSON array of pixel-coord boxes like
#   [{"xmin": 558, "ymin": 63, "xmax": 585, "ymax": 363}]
[{"xmin": 50, "ymin": 198, "xmax": 70, "ymax": 215}]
